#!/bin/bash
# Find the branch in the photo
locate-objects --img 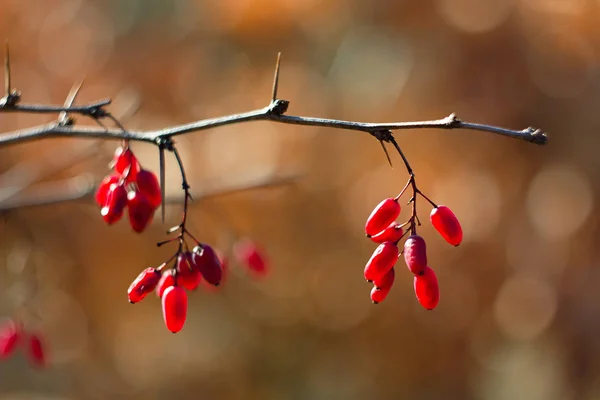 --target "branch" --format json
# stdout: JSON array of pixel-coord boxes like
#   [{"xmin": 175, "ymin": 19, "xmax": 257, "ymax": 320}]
[{"xmin": 0, "ymin": 172, "xmax": 302, "ymax": 211}]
